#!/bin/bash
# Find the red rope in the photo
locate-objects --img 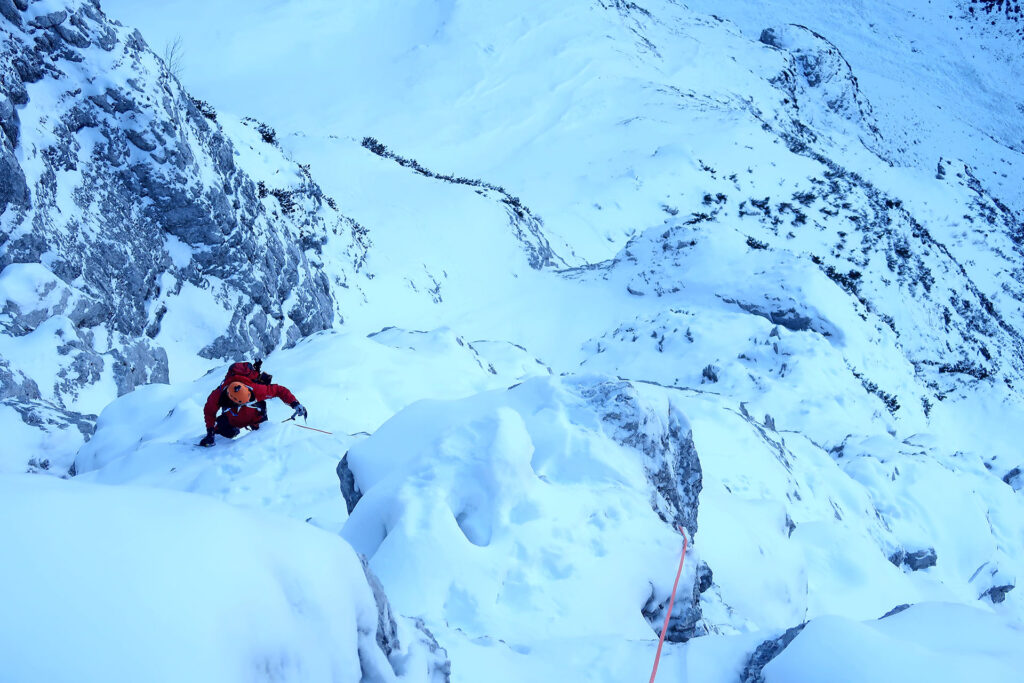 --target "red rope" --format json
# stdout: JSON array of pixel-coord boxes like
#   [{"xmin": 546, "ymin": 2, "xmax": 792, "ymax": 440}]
[
  {"xmin": 649, "ymin": 525, "xmax": 688, "ymax": 683},
  {"xmin": 282, "ymin": 421, "xmax": 333, "ymax": 435}
]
